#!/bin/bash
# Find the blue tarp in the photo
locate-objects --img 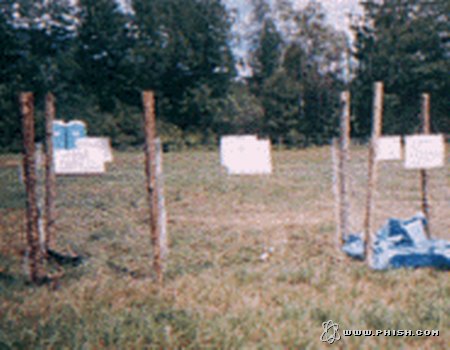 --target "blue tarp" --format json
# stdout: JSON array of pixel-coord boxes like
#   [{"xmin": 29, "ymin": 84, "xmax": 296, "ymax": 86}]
[{"xmin": 342, "ymin": 213, "xmax": 450, "ymax": 270}]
